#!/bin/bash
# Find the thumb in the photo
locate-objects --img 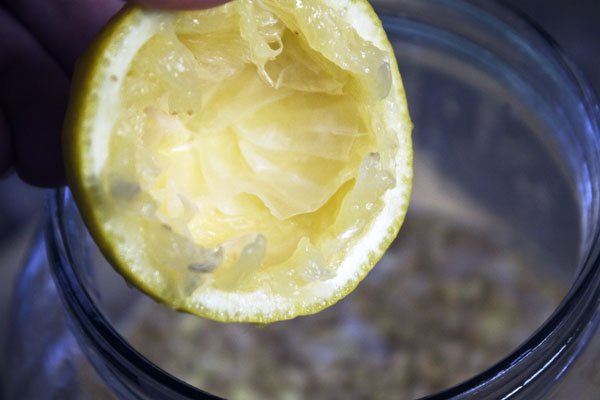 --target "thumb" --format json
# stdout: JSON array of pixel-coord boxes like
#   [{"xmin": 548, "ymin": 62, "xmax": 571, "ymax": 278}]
[{"xmin": 129, "ymin": 0, "xmax": 230, "ymax": 9}]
